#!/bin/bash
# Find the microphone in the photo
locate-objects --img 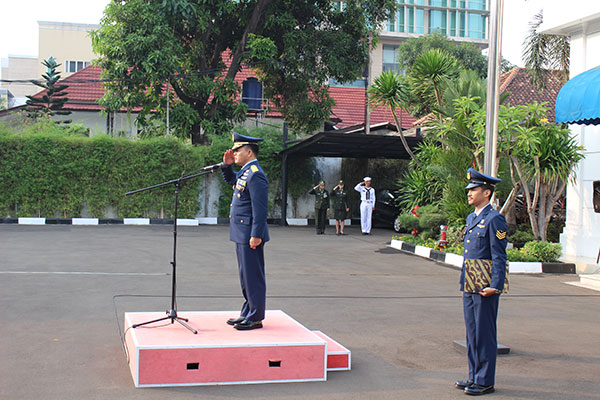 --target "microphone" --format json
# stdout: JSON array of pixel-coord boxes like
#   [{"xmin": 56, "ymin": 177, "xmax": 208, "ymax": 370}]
[{"xmin": 202, "ymin": 162, "xmax": 228, "ymax": 171}]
